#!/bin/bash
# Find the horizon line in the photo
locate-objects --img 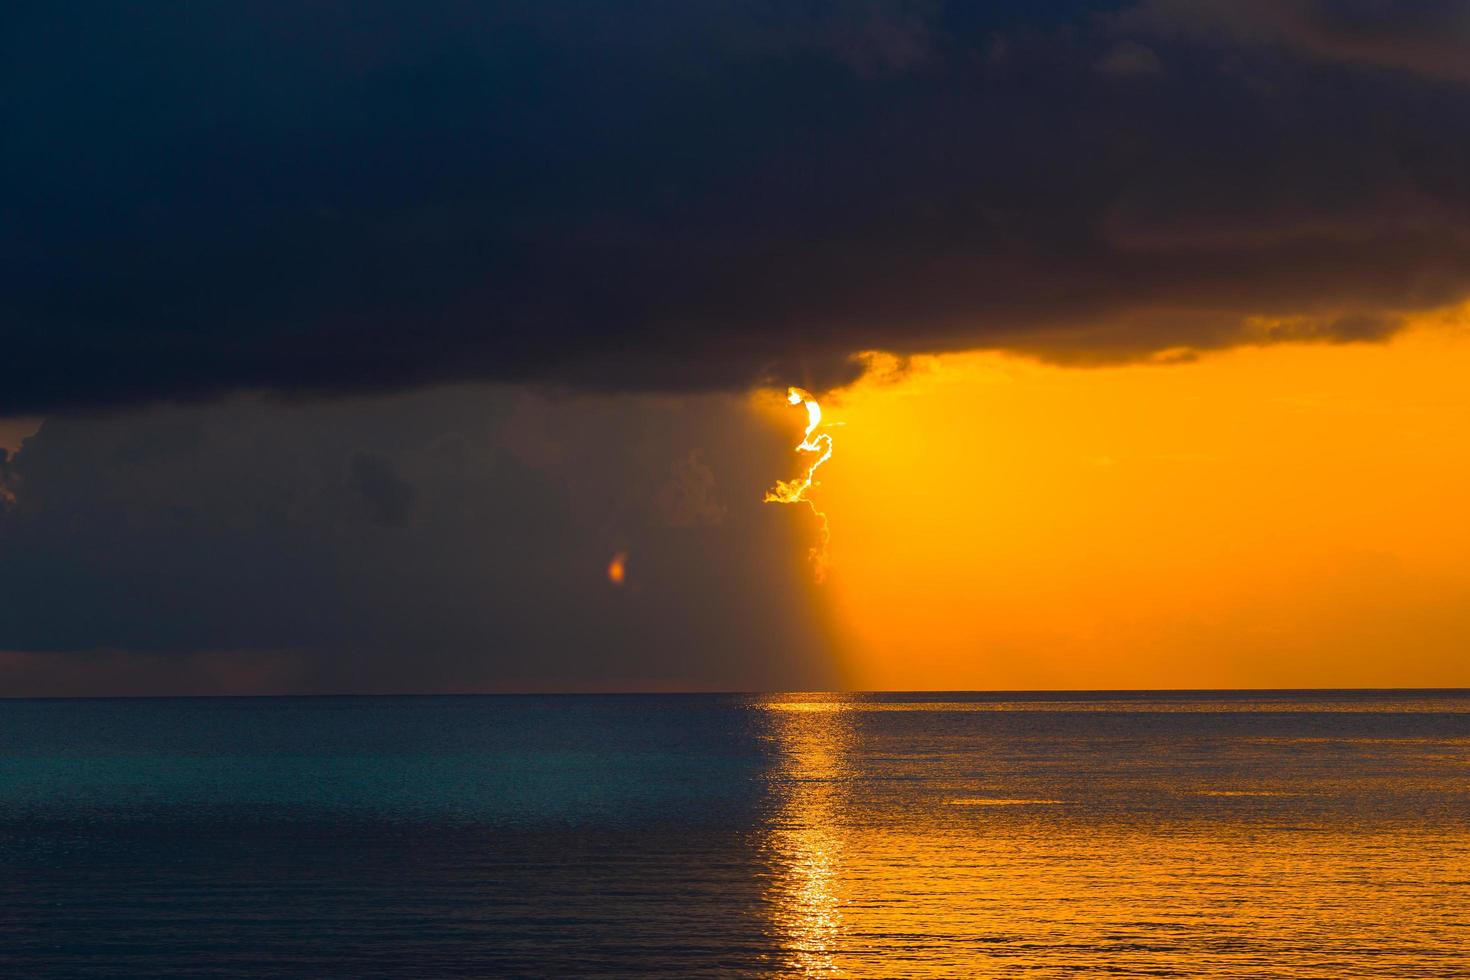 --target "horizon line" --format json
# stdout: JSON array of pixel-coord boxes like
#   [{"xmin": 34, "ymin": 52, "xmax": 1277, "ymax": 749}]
[{"xmin": 4, "ymin": 686, "xmax": 1469, "ymax": 703}]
